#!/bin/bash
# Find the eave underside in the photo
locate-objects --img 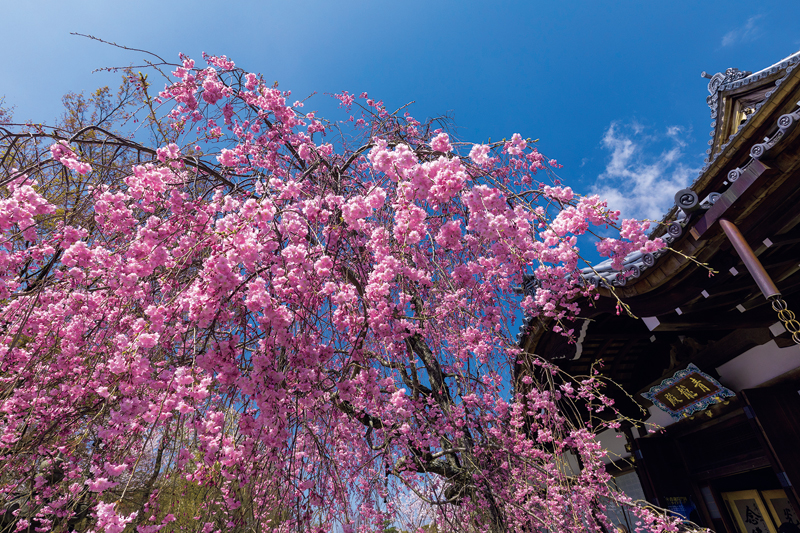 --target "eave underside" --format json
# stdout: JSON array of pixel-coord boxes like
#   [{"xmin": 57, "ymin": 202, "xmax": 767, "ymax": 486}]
[{"xmin": 521, "ymin": 65, "xmax": 800, "ymax": 421}]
